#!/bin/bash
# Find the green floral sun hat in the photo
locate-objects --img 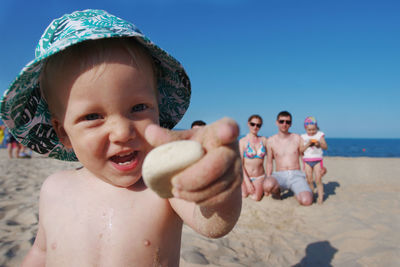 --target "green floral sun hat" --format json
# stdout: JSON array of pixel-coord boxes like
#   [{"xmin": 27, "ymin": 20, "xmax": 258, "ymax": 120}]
[{"xmin": 0, "ymin": 9, "xmax": 191, "ymax": 161}]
